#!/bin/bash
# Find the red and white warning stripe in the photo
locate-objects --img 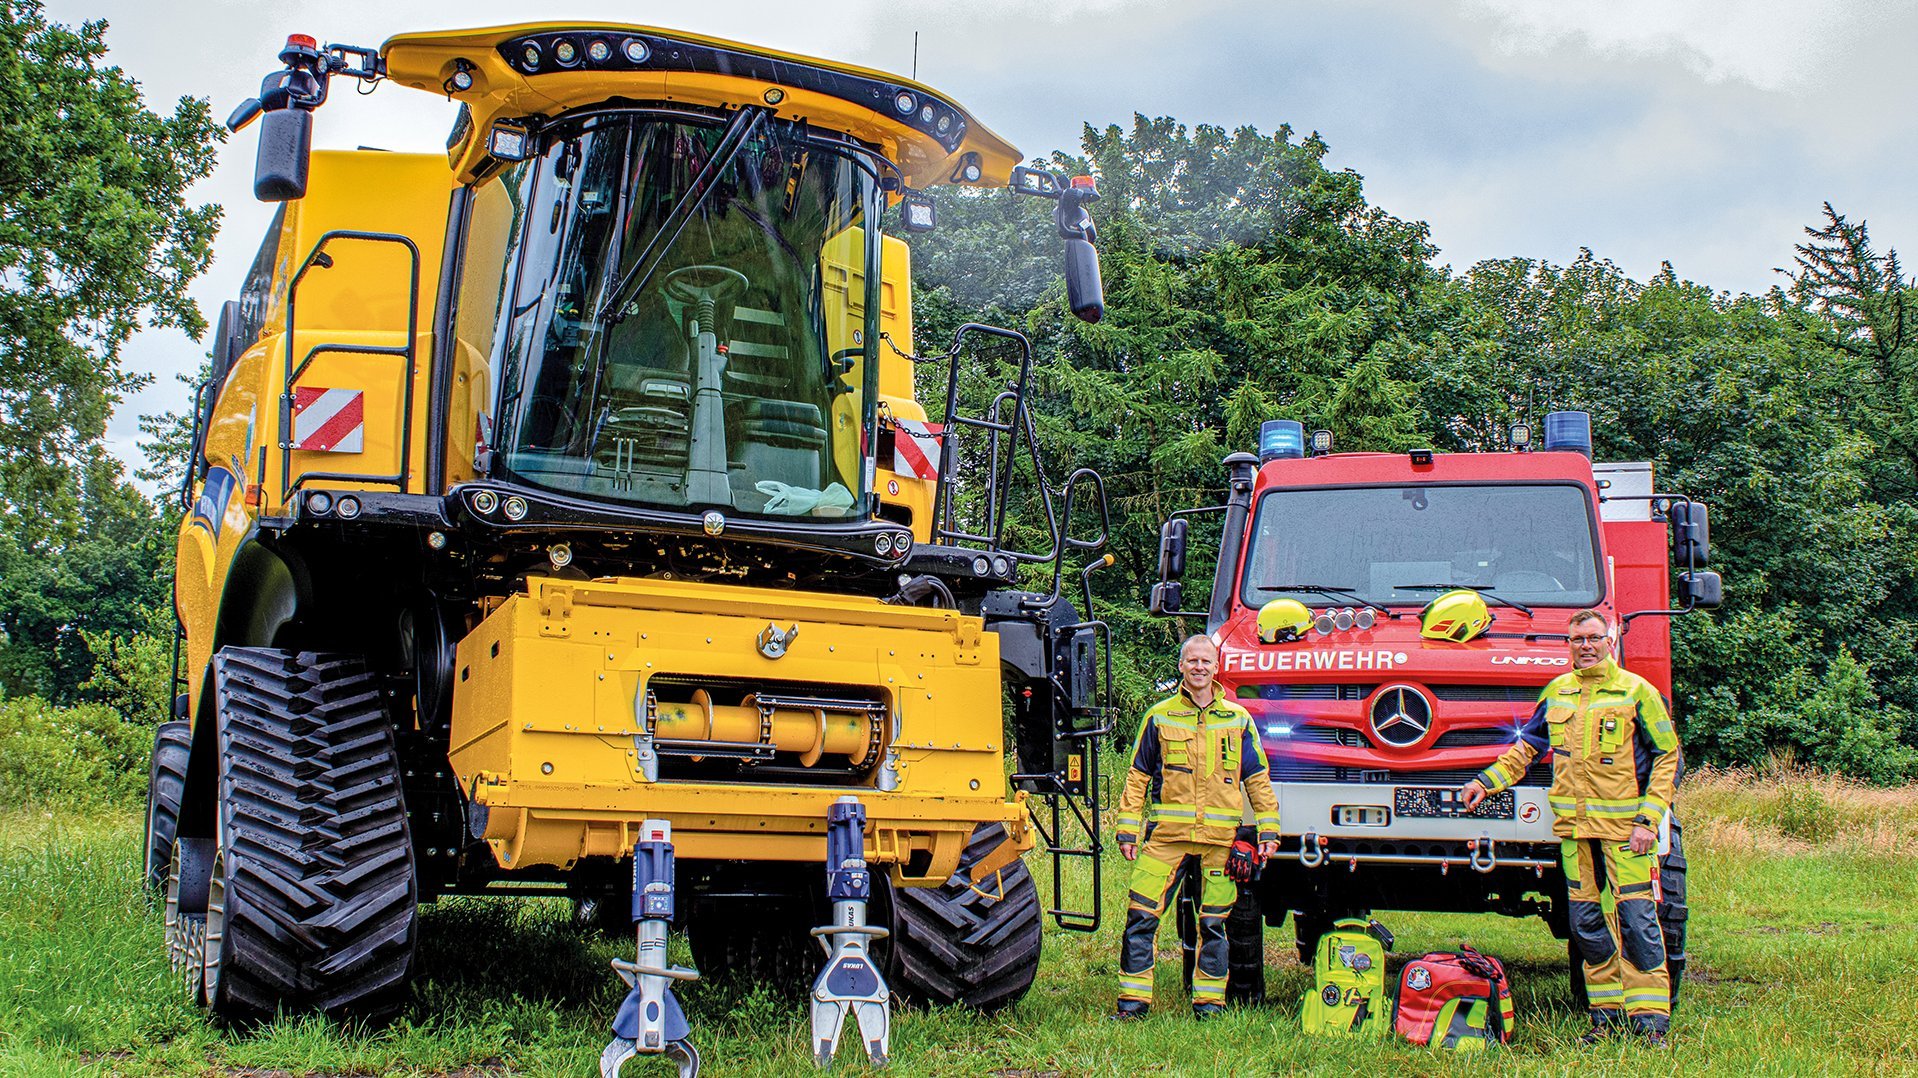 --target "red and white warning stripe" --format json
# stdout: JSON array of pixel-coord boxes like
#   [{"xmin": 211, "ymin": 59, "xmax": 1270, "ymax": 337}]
[
  {"xmin": 292, "ymin": 387, "xmax": 365, "ymax": 453},
  {"xmin": 892, "ymin": 419, "xmax": 944, "ymax": 481}
]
